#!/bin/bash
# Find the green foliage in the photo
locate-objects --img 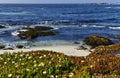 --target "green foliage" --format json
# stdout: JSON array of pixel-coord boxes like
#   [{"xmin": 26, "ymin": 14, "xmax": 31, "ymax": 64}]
[
  {"xmin": 1, "ymin": 41, "xmax": 120, "ymax": 77},
  {"xmin": 0, "ymin": 51, "xmax": 76, "ymax": 78}
]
